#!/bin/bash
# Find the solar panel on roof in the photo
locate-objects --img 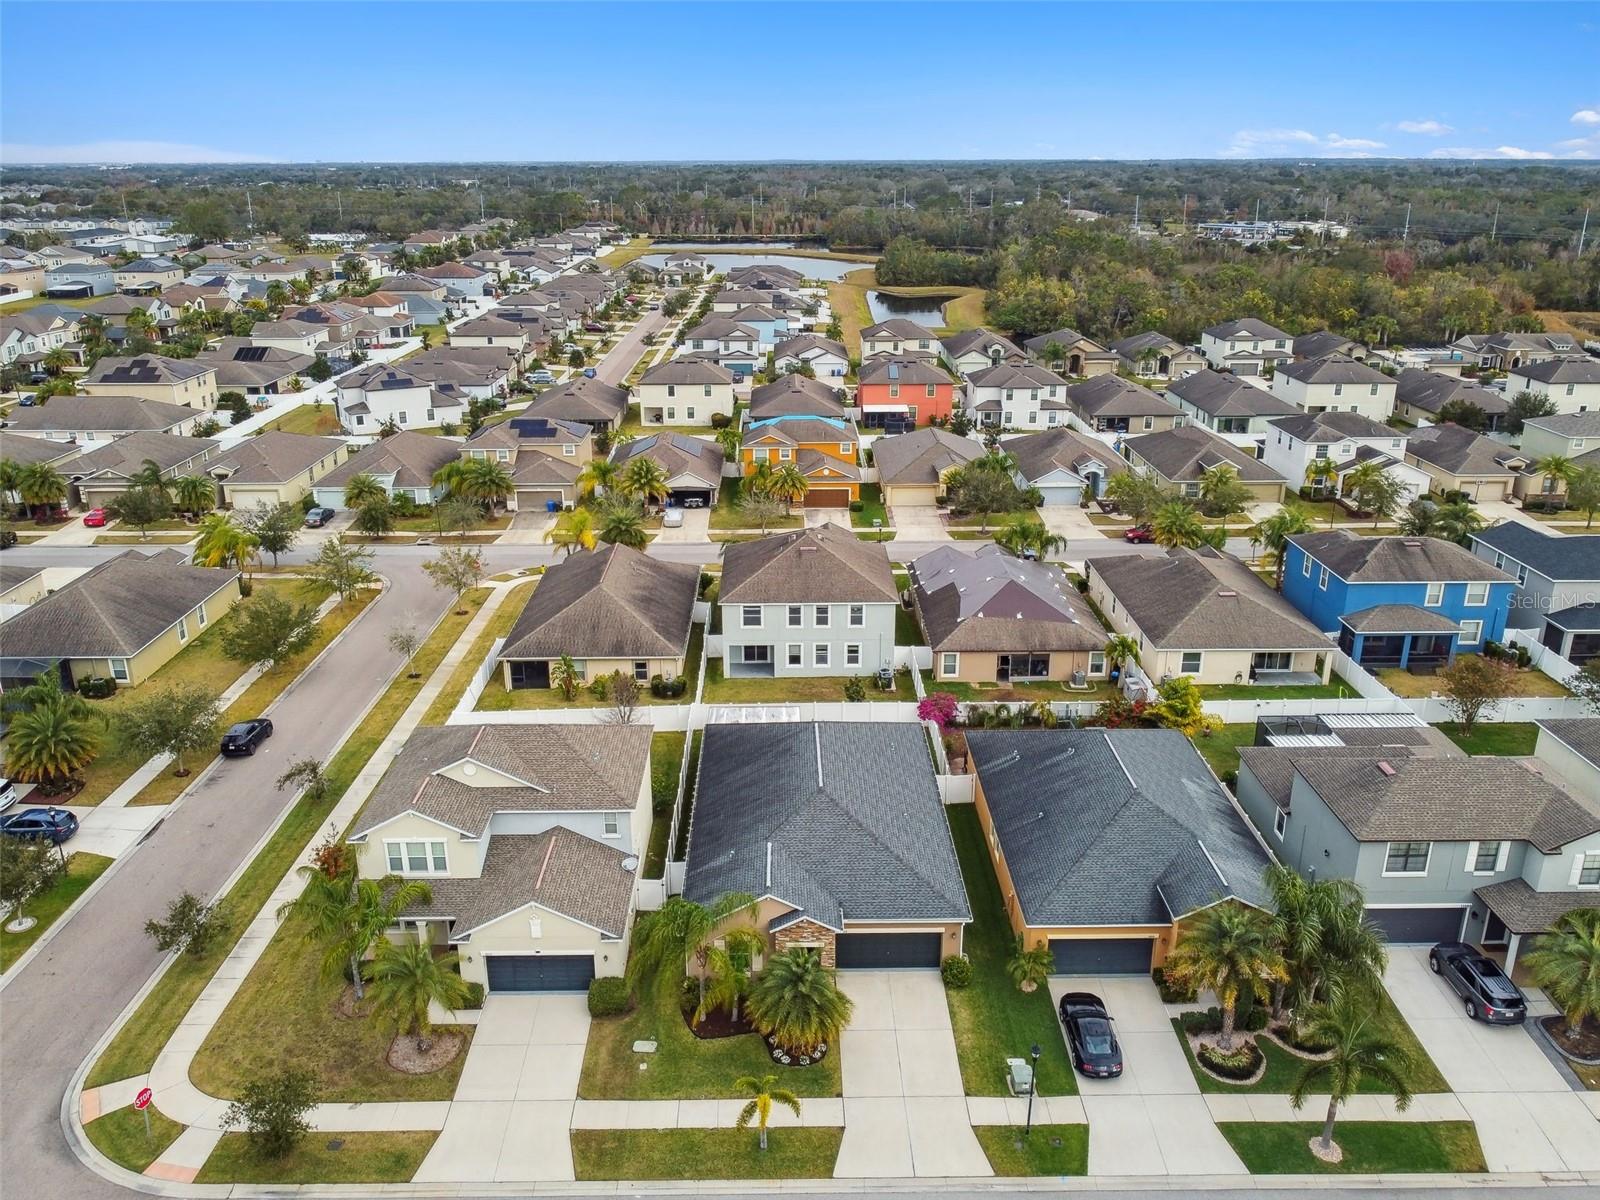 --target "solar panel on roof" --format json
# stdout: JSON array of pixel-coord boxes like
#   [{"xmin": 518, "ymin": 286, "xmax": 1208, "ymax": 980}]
[
  {"xmin": 233, "ymin": 346, "xmax": 269, "ymax": 362},
  {"xmin": 510, "ymin": 418, "xmax": 557, "ymax": 438}
]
